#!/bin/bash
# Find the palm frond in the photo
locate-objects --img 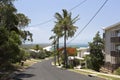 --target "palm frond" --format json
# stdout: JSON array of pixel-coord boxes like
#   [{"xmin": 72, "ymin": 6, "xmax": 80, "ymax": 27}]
[
  {"xmin": 52, "ymin": 40, "xmax": 56, "ymax": 45},
  {"xmin": 49, "ymin": 35, "xmax": 55, "ymax": 40},
  {"xmin": 55, "ymin": 13, "xmax": 63, "ymax": 21},
  {"xmin": 62, "ymin": 9, "xmax": 68, "ymax": 18}
]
